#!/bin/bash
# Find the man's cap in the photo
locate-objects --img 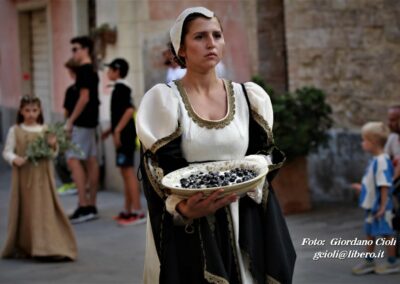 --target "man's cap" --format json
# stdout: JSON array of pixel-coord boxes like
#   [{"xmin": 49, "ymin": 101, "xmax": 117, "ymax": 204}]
[{"xmin": 104, "ymin": 58, "xmax": 129, "ymax": 74}]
